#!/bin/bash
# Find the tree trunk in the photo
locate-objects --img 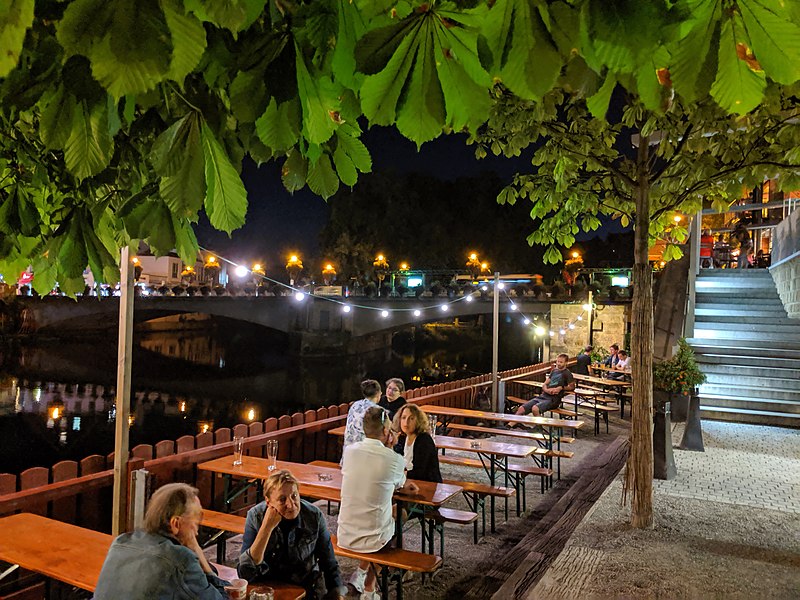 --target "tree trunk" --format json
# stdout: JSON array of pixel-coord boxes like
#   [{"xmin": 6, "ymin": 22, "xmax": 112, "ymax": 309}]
[{"xmin": 626, "ymin": 134, "xmax": 654, "ymax": 528}]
